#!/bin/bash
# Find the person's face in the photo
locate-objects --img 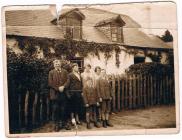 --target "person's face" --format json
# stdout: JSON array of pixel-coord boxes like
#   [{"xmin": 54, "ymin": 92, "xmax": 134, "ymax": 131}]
[
  {"xmin": 87, "ymin": 80, "xmax": 93, "ymax": 87},
  {"xmin": 73, "ymin": 65, "xmax": 79, "ymax": 72},
  {"xmin": 101, "ymin": 70, "xmax": 106, "ymax": 77},
  {"xmin": 53, "ymin": 60, "xmax": 61, "ymax": 69},
  {"xmin": 85, "ymin": 65, "xmax": 91, "ymax": 72},
  {"xmin": 96, "ymin": 68, "xmax": 101, "ymax": 75}
]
